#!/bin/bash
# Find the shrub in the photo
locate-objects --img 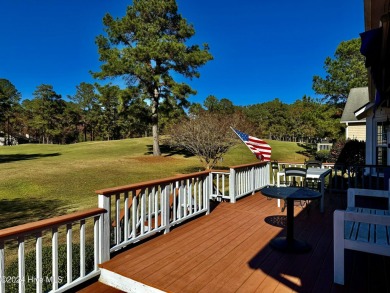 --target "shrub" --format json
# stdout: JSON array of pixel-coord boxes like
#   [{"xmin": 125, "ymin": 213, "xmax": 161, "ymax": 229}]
[
  {"xmin": 329, "ymin": 138, "xmax": 365, "ymax": 165},
  {"xmin": 315, "ymin": 150, "xmax": 330, "ymax": 162},
  {"xmin": 5, "ymin": 243, "xmax": 95, "ymax": 293}
]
